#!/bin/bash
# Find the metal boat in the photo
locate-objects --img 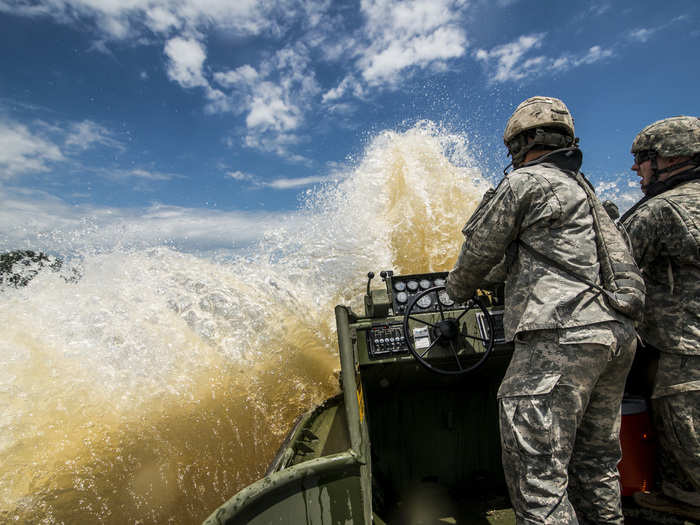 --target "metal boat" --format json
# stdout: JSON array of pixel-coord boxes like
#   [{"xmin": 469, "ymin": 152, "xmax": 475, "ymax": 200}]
[{"xmin": 203, "ymin": 271, "xmax": 684, "ymax": 525}]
